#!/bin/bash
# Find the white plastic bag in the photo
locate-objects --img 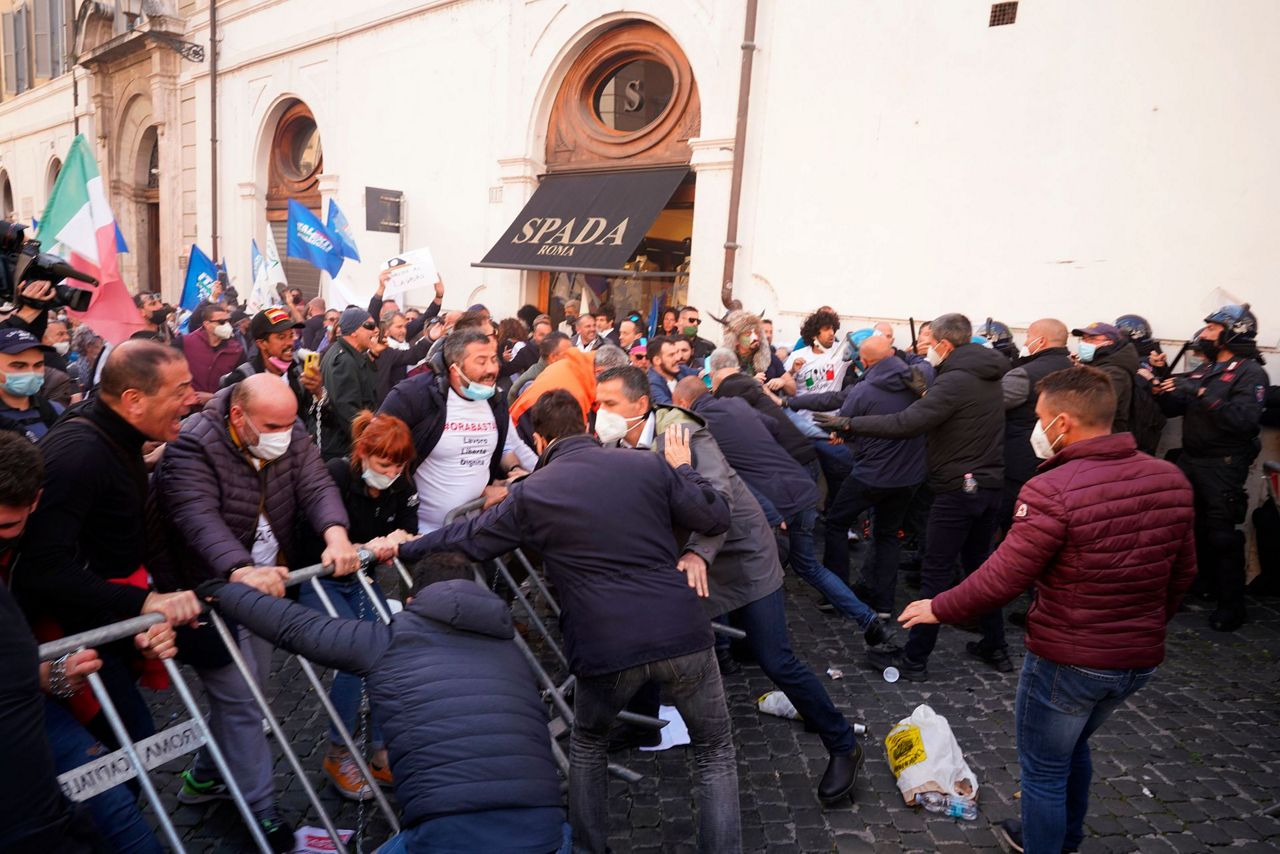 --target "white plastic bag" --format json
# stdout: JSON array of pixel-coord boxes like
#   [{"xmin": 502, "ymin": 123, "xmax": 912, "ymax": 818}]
[
  {"xmin": 756, "ymin": 690, "xmax": 801, "ymax": 720},
  {"xmin": 883, "ymin": 704, "xmax": 979, "ymax": 805}
]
